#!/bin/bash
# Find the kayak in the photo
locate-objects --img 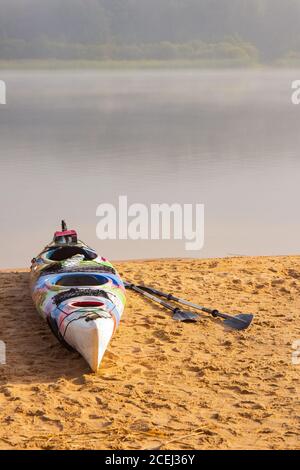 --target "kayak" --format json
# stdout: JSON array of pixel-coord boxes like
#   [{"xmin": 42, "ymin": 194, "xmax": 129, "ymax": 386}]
[{"xmin": 30, "ymin": 222, "xmax": 126, "ymax": 372}]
